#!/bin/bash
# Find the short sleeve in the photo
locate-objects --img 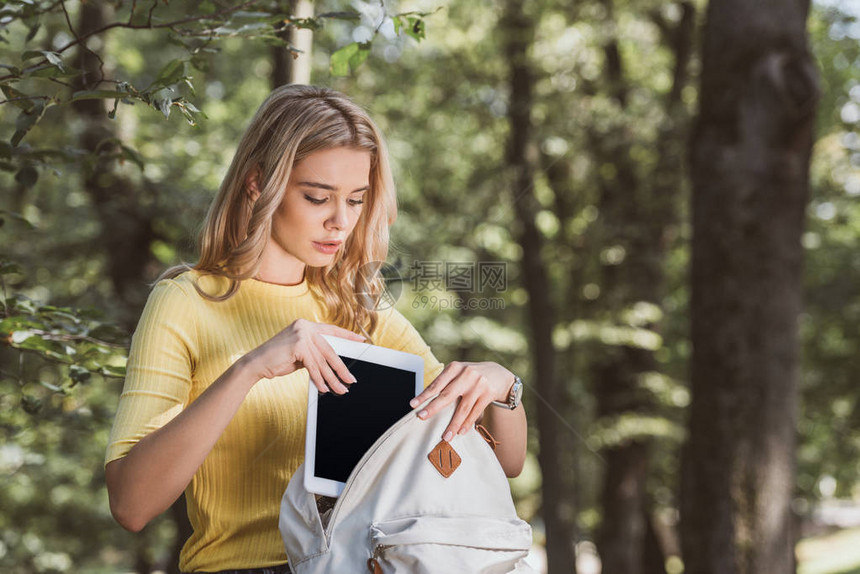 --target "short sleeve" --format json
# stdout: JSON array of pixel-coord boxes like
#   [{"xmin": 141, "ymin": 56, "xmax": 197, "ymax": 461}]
[
  {"xmin": 105, "ymin": 279, "xmax": 198, "ymax": 465},
  {"xmin": 372, "ymin": 307, "xmax": 444, "ymax": 388}
]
